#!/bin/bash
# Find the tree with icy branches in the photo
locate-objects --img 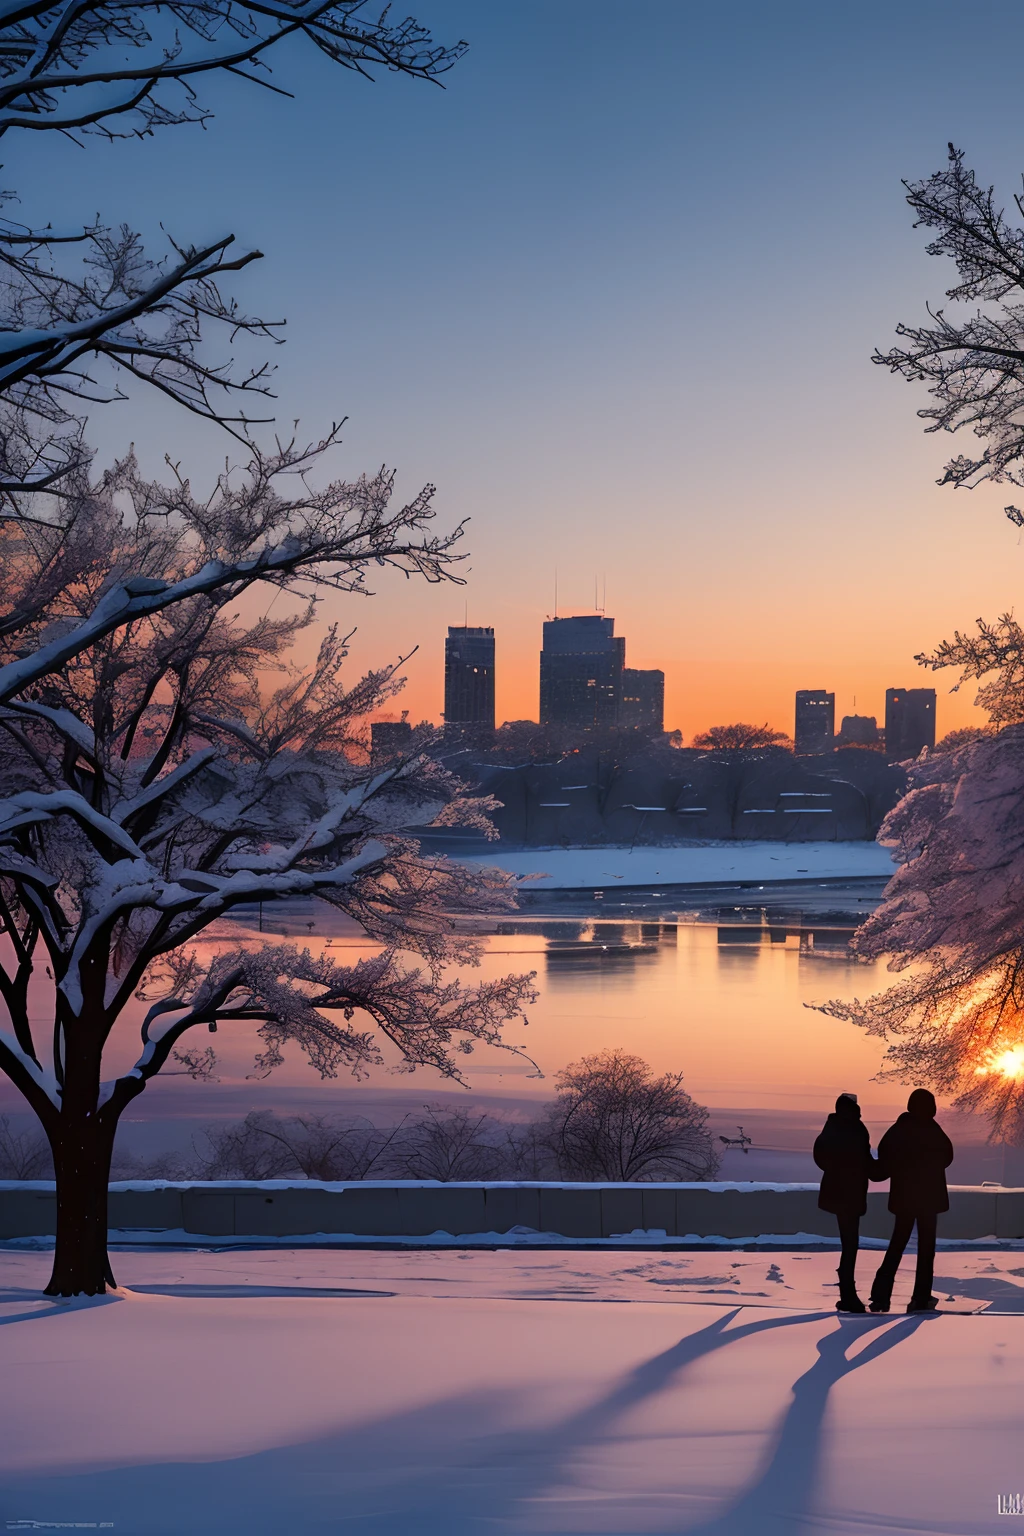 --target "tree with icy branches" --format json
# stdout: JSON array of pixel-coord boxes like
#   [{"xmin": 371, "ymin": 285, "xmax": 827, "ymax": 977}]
[
  {"xmin": 0, "ymin": 445, "xmax": 537, "ymax": 1295},
  {"xmin": 822, "ymin": 147, "xmax": 1024, "ymax": 1142},
  {"xmin": 0, "ymin": 0, "xmax": 467, "ymax": 501},
  {"xmin": 820, "ymin": 728, "xmax": 1024, "ymax": 1143},
  {"xmin": 875, "ymin": 144, "xmax": 1024, "ymax": 500}
]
